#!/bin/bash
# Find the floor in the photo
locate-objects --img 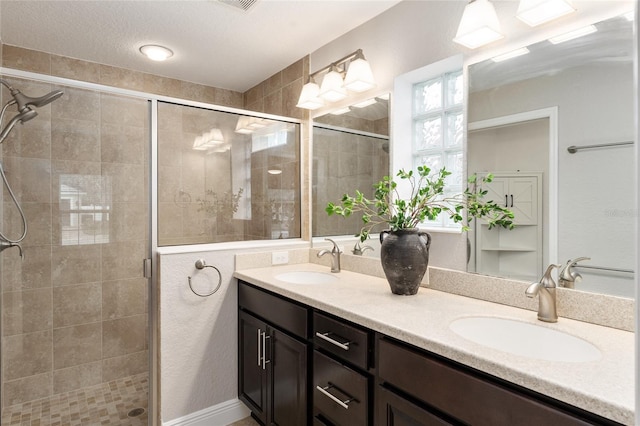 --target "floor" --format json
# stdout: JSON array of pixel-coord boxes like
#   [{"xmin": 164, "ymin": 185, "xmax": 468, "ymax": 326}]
[
  {"xmin": 228, "ymin": 416, "xmax": 260, "ymax": 426},
  {"xmin": 1, "ymin": 373, "xmax": 148, "ymax": 426}
]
